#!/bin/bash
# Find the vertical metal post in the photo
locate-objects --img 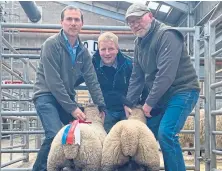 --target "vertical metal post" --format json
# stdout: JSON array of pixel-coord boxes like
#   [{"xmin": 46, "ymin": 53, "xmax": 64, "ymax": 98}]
[
  {"xmin": 24, "ymin": 60, "xmax": 30, "ymax": 162},
  {"xmin": 194, "ymin": 26, "xmax": 200, "ymax": 171},
  {"xmin": 0, "ymin": 23, "xmax": 3, "ymax": 171},
  {"xmin": 204, "ymin": 22, "xmax": 211, "ymax": 171},
  {"xmin": 187, "ymin": 4, "xmax": 190, "ymax": 54},
  {"xmin": 9, "ymin": 120, "xmax": 13, "ymax": 161},
  {"xmin": 209, "ymin": 20, "xmax": 217, "ymax": 169}
]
